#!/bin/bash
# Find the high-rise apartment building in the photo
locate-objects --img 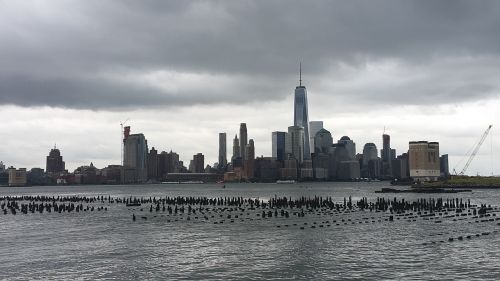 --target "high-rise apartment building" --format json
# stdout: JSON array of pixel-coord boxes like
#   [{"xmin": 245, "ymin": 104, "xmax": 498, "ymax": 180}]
[
  {"xmin": 409, "ymin": 141, "xmax": 440, "ymax": 182},
  {"xmin": 123, "ymin": 126, "xmax": 148, "ymax": 183},
  {"xmin": 294, "ymin": 65, "xmax": 311, "ymax": 160},
  {"xmin": 272, "ymin": 131, "xmax": 287, "ymax": 162},
  {"xmin": 218, "ymin": 133, "xmax": 227, "ymax": 168},
  {"xmin": 46, "ymin": 146, "xmax": 65, "ymax": 173}
]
